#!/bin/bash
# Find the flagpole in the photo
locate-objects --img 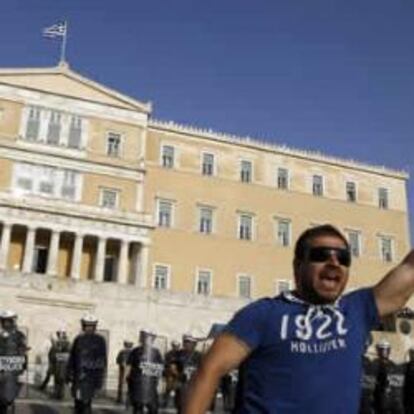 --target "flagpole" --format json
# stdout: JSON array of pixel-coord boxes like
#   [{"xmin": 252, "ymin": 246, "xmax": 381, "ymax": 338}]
[{"xmin": 60, "ymin": 21, "xmax": 68, "ymax": 63}]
